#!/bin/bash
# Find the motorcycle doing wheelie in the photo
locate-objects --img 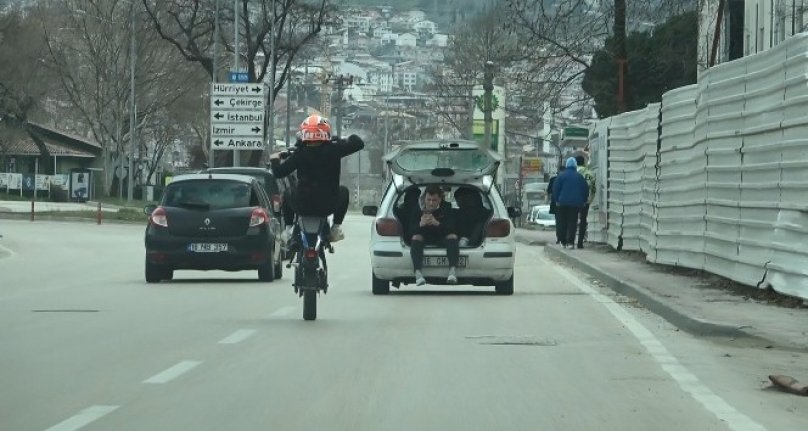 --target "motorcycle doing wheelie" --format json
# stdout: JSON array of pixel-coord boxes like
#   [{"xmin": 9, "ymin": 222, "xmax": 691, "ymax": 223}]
[{"xmin": 286, "ymin": 216, "xmax": 331, "ymax": 320}]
